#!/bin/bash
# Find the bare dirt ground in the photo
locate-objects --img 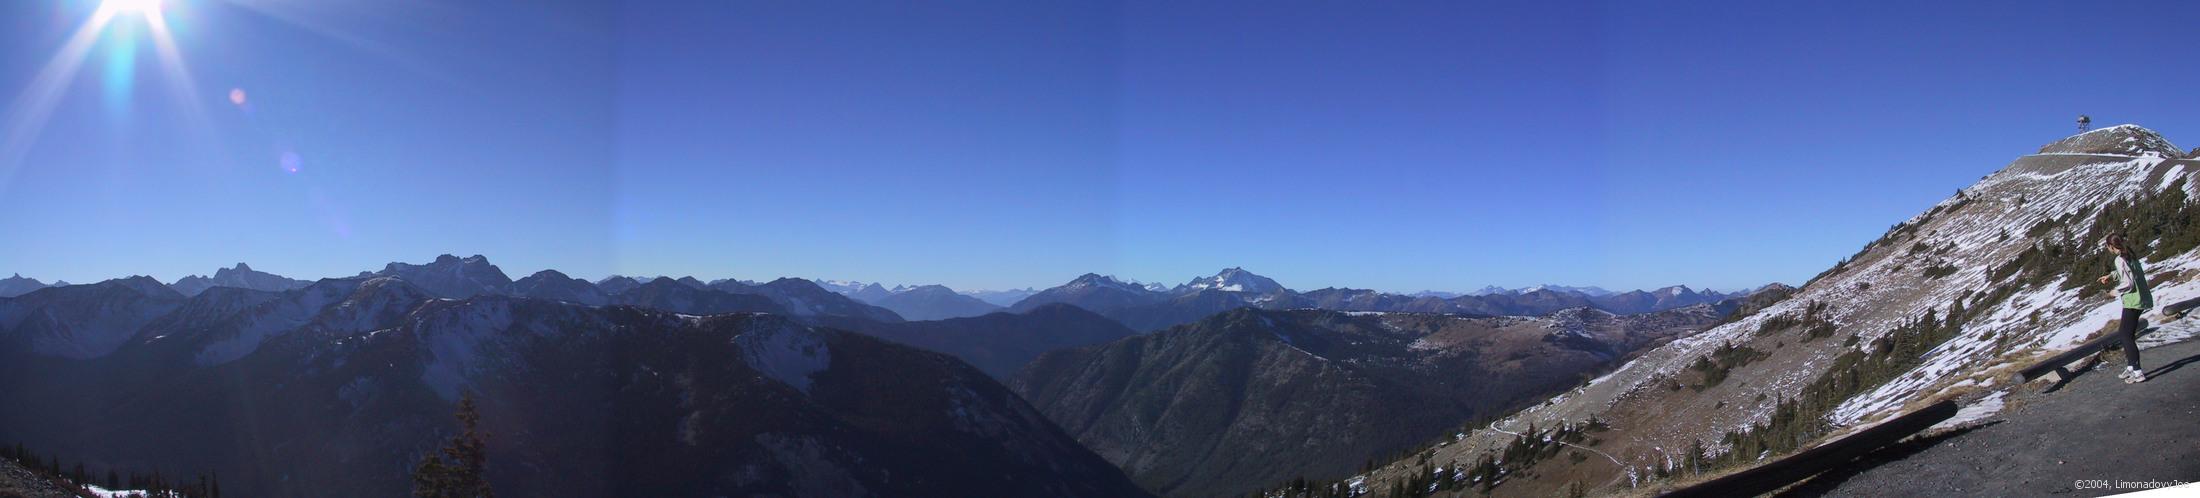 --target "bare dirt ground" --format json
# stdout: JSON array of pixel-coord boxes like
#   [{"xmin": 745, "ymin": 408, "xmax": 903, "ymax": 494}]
[{"xmin": 1778, "ymin": 337, "xmax": 2200, "ymax": 497}]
